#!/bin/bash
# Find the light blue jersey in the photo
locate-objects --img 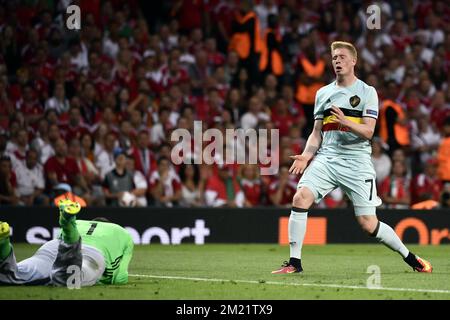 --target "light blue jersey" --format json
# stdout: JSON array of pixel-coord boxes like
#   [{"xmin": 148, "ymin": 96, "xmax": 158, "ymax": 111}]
[
  {"xmin": 298, "ymin": 78, "xmax": 383, "ymax": 215},
  {"xmin": 314, "ymin": 79, "xmax": 379, "ymax": 158}
]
